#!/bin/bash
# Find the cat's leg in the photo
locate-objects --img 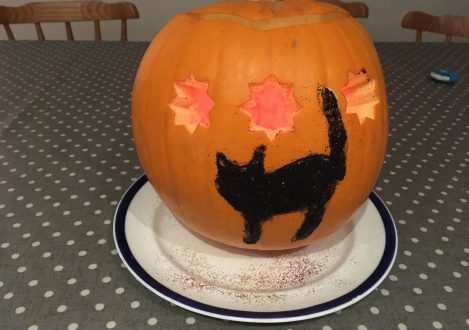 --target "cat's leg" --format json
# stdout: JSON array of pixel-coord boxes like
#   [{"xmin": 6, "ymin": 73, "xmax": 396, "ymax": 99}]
[
  {"xmin": 292, "ymin": 203, "xmax": 326, "ymax": 241},
  {"xmin": 243, "ymin": 216, "xmax": 263, "ymax": 244}
]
